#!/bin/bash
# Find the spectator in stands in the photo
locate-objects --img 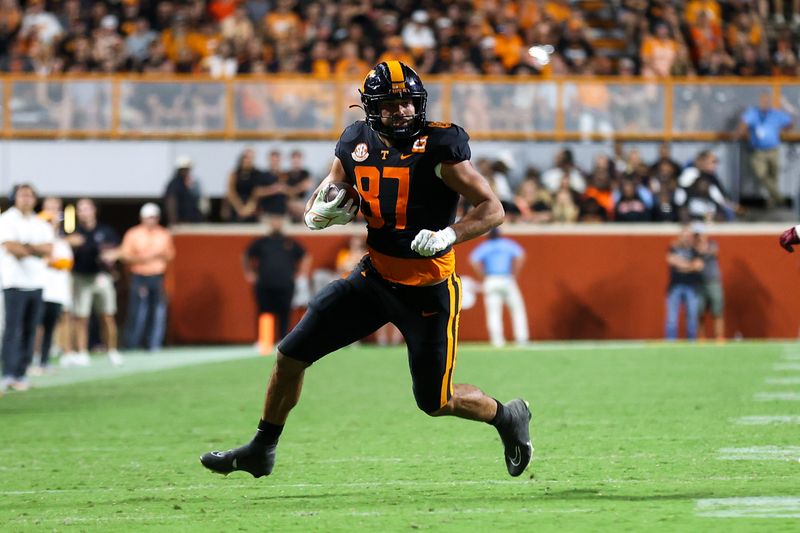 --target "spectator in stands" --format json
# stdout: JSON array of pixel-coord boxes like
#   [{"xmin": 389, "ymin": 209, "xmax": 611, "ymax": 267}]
[
  {"xmin": 20, "ymin": 0, "xmax": 63, "ymax": 46},
  {"xmin": 118, "ymin": 203, "xmax": 175, "ymax": 352},
  {"xmin": 583, "ymin": 165, "xmax": 615, "ymax": 220},
  {"xmin": 615, "ymin": 178, "xmax": 652, "ymax": 222},
  {"xmin": 402, "ymin": 10, "xmax": 436, "ymax": 60},
  {"xmin": 513, "ymin": 172, "xmax": 553, "ymax": 224},
  {"xmin": 693, "ymin": 223, "xmax": 725, "ymax": 341},
  {"xmin": 650, "ymin": 143, "xmax": 682, "ymax": 180},
  {"xmin": 225, "ymin": 148, "xmax": 260, "ymax": 222},
  {"xmin": 470, "ymin": 228, "xmax": 529, "ymax": 348},
  {"xmin": 542, "ymin": 148, "xmax": 586, "ymax": 194},
  {"xmin": 0, "ymin": 184, "xmax": 52, "ymax": 392},
  {"xmin": 35, "ymin": 197, "xmax": 72, "ymax": 373},
  {"xmin": 665, "ymin": 224, "xmax": 704, "ymax": 341},
  {"xmin": 67, "ymin": 198, "xmax": 123, "ymax": 366},
  {"xmin": 285, "ymin": 150, "xmax": 312, "ymax": 223},
  {"xmin": 735, "ymin": 92, "xmax": 793, "ymax": 208},
  {"xmin": 677, "ymin": 151, "xmax": 736, "ymax": 219},
  {"xmin": 256, "ymin": 149, "xmax": 288, "ymax": 218},
  {"xmin": 243, "ymin": 215, "xmax": 311, "ymax": 342},
  {"xmin": 552, "ymin": 180, "xmax": 580, "ymax": 223},
  {"xmin": 164, "ymin": 155, "xmax": 206, "ymax": 226},
  {"xmin": 640, "ymin": 22, "xmax": 678, "ymax": 77}
]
